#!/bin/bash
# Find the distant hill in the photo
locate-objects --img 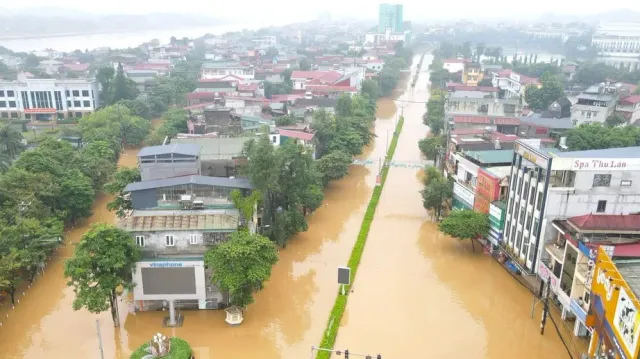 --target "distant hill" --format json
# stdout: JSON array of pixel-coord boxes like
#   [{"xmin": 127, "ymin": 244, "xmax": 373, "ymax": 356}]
[{"xmin": 0, "ymin": 12, "xmax": 226, "ymax": 39}]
